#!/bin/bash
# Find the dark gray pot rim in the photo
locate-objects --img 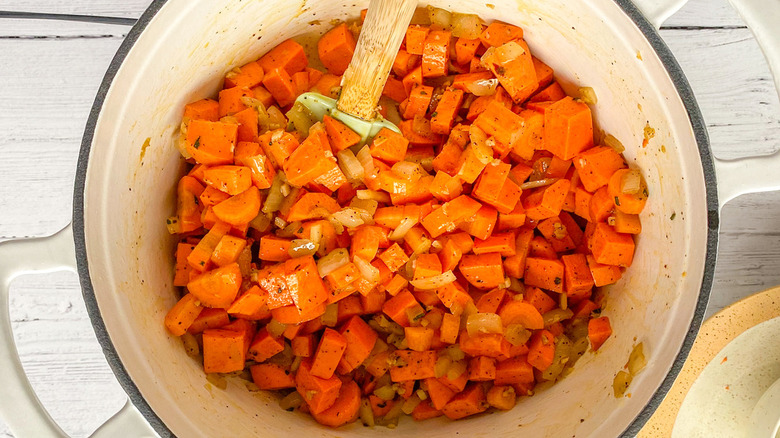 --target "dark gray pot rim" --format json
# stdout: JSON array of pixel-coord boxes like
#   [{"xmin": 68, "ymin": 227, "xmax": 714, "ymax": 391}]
[{"xmin": 72, "ymin": 1, "xmax": 718, "ymax": 436}]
